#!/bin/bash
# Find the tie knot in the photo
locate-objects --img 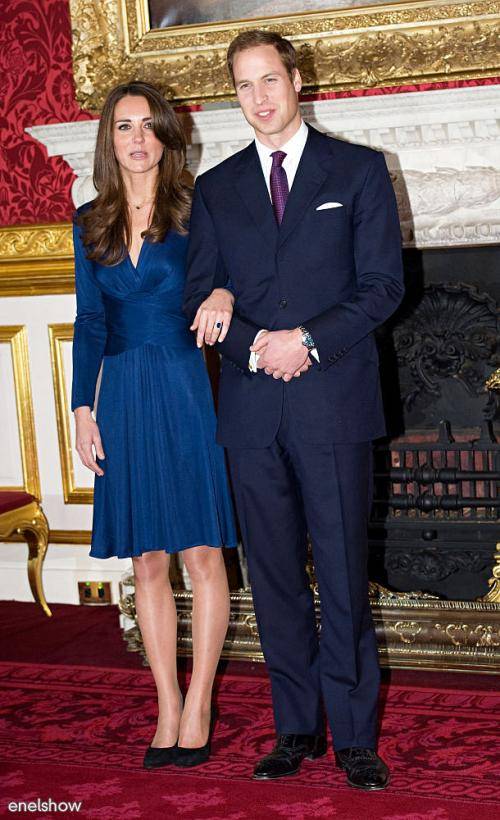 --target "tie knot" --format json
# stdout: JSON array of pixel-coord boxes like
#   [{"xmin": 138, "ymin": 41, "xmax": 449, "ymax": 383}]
[{"xmin": 271, "ymin": 150, "xmax": 286, "ymax": 168}]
